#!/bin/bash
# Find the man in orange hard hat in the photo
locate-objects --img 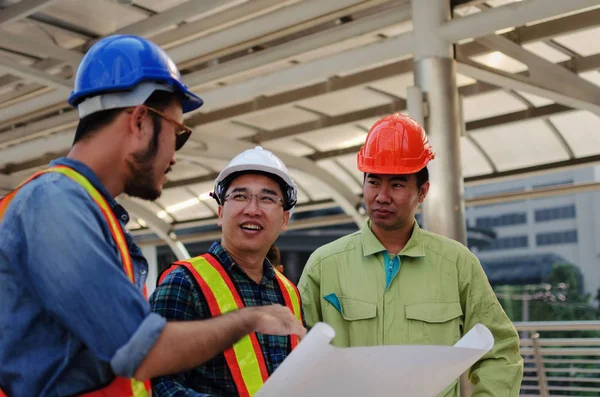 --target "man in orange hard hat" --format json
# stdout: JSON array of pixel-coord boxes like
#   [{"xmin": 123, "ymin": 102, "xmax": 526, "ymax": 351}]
[{"xmin": 298, "ymin": 113, "xmax": 523, "ymax": 397}]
